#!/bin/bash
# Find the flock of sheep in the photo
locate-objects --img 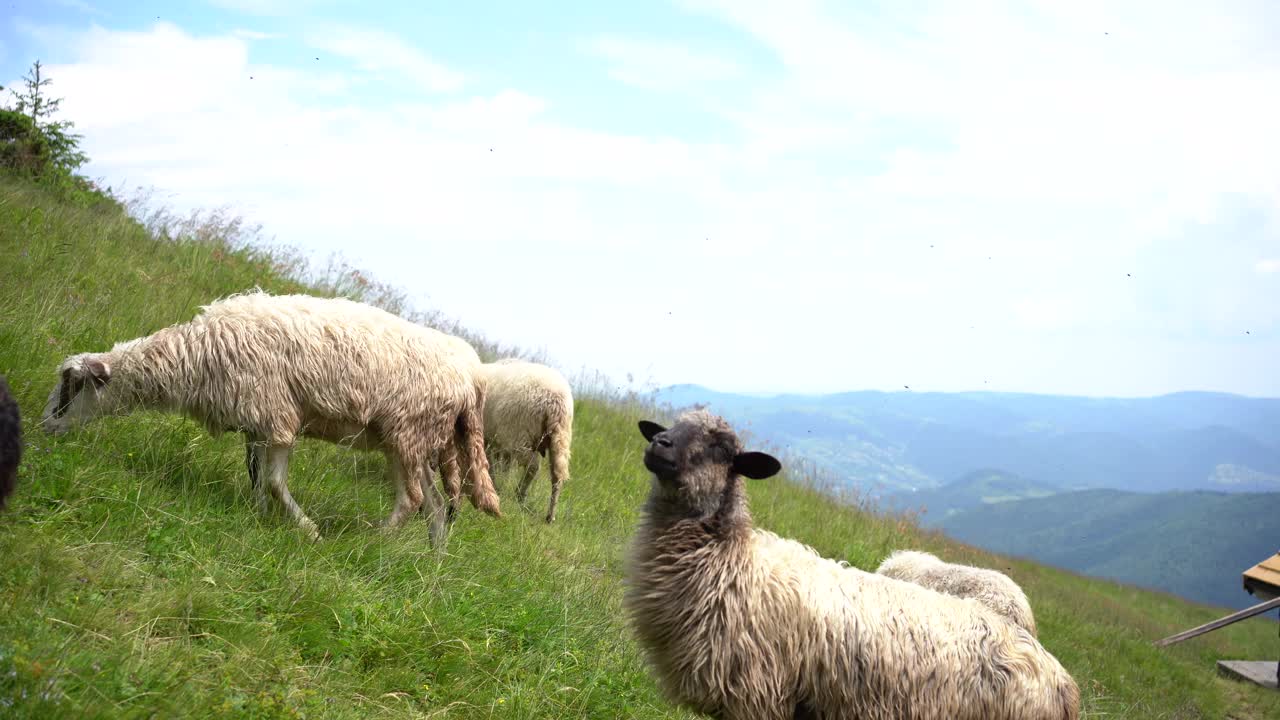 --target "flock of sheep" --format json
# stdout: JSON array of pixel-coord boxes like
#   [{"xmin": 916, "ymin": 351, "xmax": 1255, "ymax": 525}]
[
  {"xmin": 37, "ymin": 292, "xmax": 572, "ymax": 542},
  {"xmin": 0, "ymin": 290, "xmax": 1079, "ymax": 719}
]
